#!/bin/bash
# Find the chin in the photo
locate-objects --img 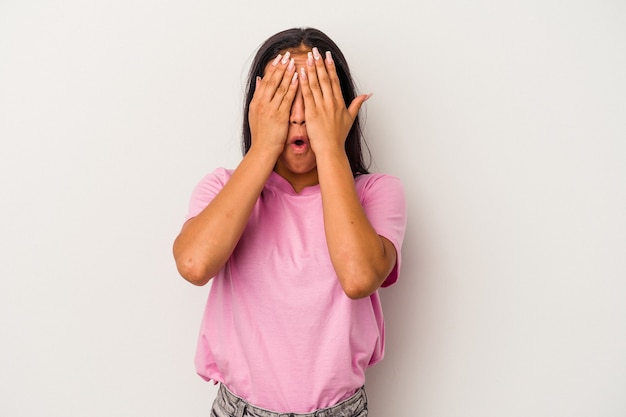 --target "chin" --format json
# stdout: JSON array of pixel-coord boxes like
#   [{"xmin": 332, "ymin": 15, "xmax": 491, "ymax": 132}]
[
  {"xmin": 279, "ymin": 157, "xmax": 317, "ymax": 174},
  {"xmin": 283, "ymin": 168, "xmax": 316, "ymax": 178},
  {"xmin": 291, "ymin": 163, "xmax": 315, "ymax": 173},
  {"xmin": 275, "ymin": 159, "xmax": 318, "ymax": 180}
]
